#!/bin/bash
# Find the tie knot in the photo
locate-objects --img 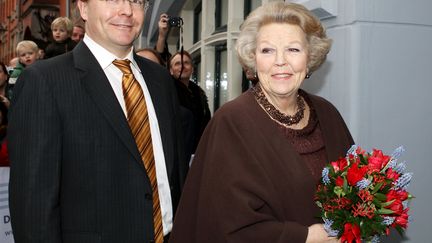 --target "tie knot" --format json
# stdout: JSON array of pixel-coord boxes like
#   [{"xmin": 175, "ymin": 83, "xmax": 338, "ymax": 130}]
[{"xmin": 113, "ymin": 59, "xmax": 132, "ymax": 75}]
